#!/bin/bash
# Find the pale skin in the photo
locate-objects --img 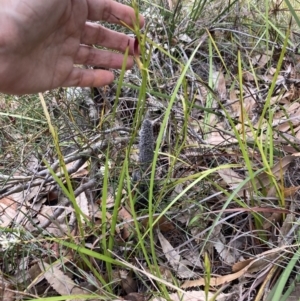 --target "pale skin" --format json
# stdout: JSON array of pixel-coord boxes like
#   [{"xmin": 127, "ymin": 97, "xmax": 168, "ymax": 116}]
[{"xmin": 0, "ymin": 0, "xmax": 144, "ymax": 95}]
